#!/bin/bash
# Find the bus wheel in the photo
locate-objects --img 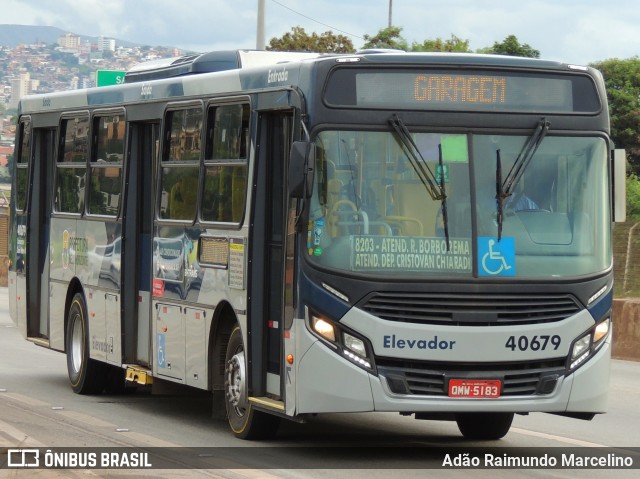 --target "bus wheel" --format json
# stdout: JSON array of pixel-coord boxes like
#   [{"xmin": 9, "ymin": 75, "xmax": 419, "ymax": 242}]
[
  {"xmin": 66, "ymin": 293, "xmax": 106, "ymax": 395},
  {"xmin": 224, "ymin": 326, "xmax": 280, "ymax": 439},
  {"xmin": 455, "ymin": 412, "xmax": 514, "ymax": 440}
]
